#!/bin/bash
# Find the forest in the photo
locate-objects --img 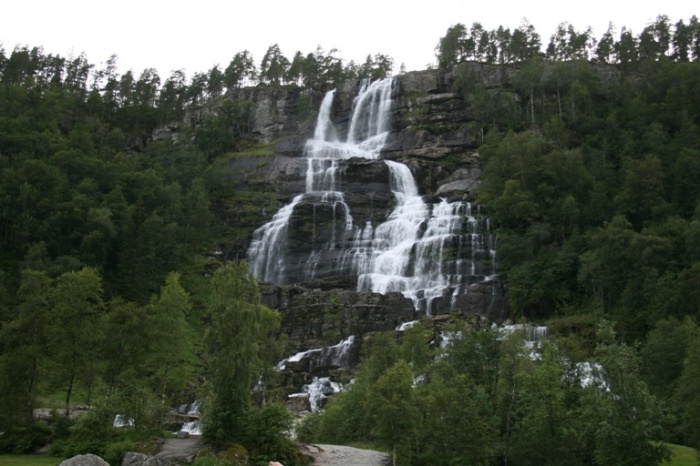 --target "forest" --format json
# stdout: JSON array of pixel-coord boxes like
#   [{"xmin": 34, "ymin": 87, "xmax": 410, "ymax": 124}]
[{"xmin": 1, "ymin": 13, "xmax": 700, "ymax": 466}]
